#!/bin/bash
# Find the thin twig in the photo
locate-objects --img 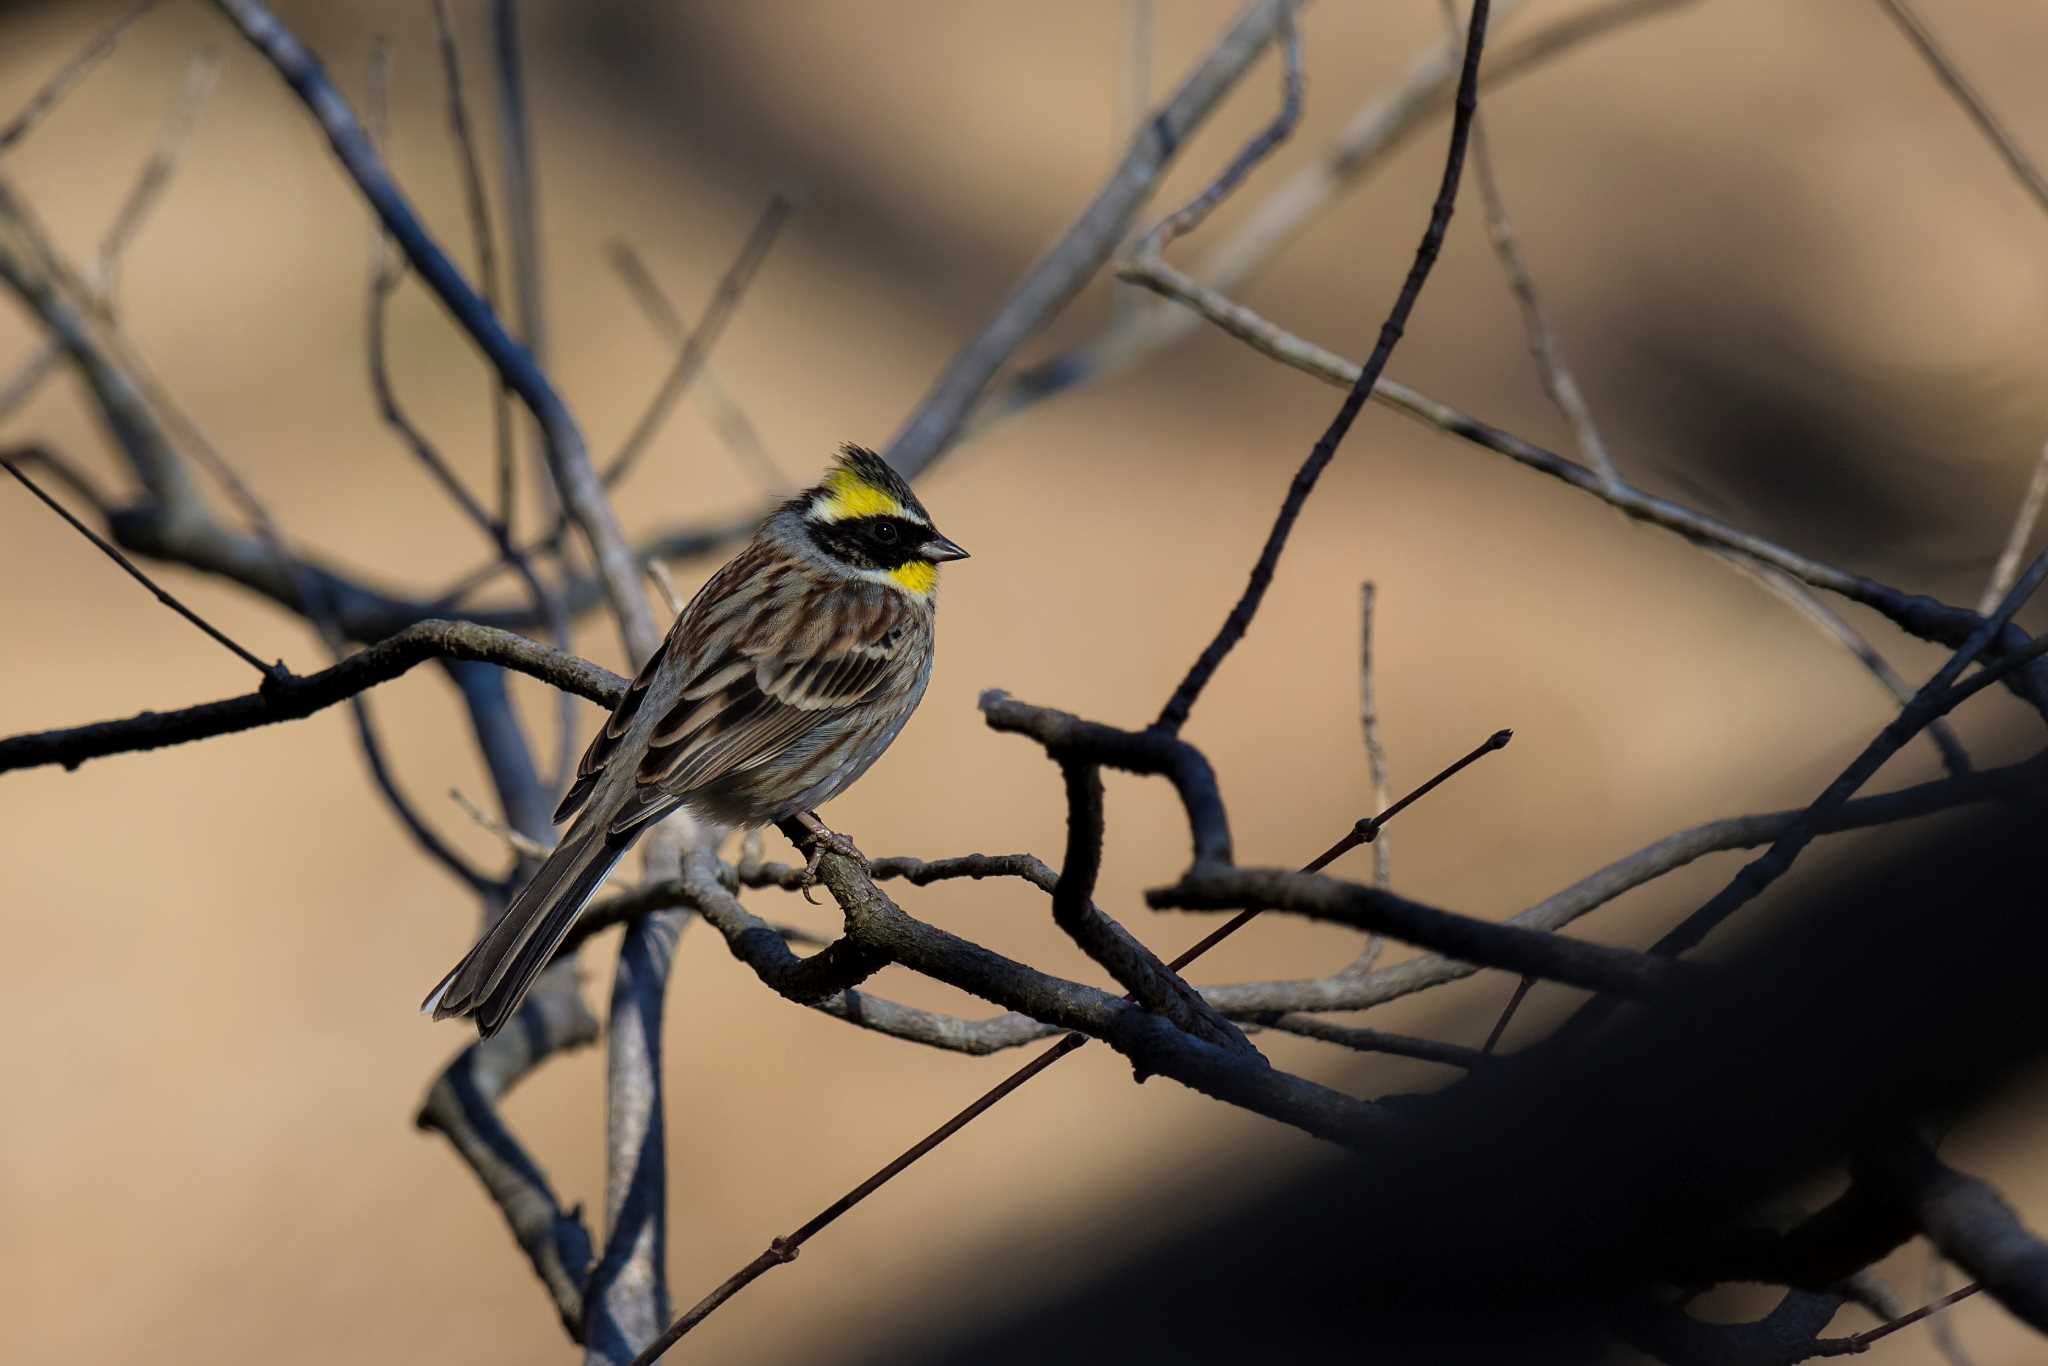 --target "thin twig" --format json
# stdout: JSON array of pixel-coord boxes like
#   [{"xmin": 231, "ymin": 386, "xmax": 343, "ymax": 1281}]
[
  {"xmin": 1925, "ymin": 1253, "xmax": 1979, "ymax": 1366},
  {"xmin": 1980, "ymin": 436, "xmax": 2048, "ymax": 615},
  {"xmin": 1261, "ymin": 1013, "xmax": 1491, "ymax": 1070},
  {"xmin": 451, "ymin": 786, "xmax": 553, "ymax": 861},
  {"xmin": 602, "ymin": 196, "xmax": 791, "ymax": 490},
  {"xmin": 1440, "ymin": 0, "xmax": 1621, "ymax": 492},
  {"xmin": 429, "ymin": 0, "xmax": 516, "ymax": 531},
  {"xmin": 1347, "ymin": 581, "xmax": 1391, "ymax": 972},
  {"xmin": 2, "ymin": 451, "xmax": 280, "ymax": 680},
  {"xmin": 0, "ymin": 0, "xmax": 159, "ymax": 155},
  {"xmin": 1872, "ymin": 0, "xmax": 2048, "ymax": 215},
  {"xmin": 1480, "ymin": 976, "xmax": 1534, "ymax": 1054},
  {"xmin": 607, "ymin": 240, "xmax": 788, "ymax": 493},
  {"xmin": 1153, "ymin": 0, "xmax": 1492, "ymax": 736},
  {"xmin": 883, "ymin": 0, "xmax": 1298, "ymax": 480},
  {"xmin": 1113, "ymin": 254, "xmax": 2048, "ymax": 718},
  {"xmin": 2, "ymin": 48, "xmax": 221, "ymax": 422},
  {"xmin": 1714, "ymin": 550, "xmax": 1971, "ymax": 776},
  {"xmin": 643, "ymin": 557, "xmax": 684, "ymax": 617},
  {"xmin": 1853, "ymin": 1282, "xmax": 1984, "ymax": 1349},
  {"xmin": 440, "ymin": 202, "xmax": 790, "ymax": 609},
  {"xmin": 1131, "ymin": 0, "xmax": 1303, "ymax": 260},
  {"xmin": 213, "ymin": 0, "xmax": 658, "ymax": 659},
  {"xmin": 365, "ymin": 39, "xmax": 579, "ymax": 793},
  {"xmin": 93, "ymin": 46, "xmax": 223, "ymax": 307}
]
